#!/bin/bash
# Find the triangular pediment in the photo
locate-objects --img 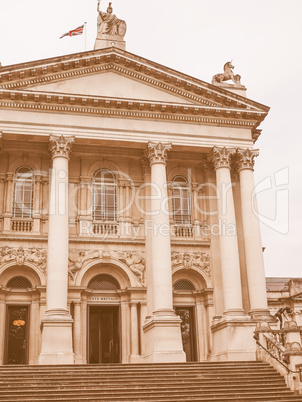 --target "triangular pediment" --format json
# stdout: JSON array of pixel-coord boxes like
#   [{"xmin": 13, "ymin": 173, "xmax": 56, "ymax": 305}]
[
  {"xmin": 21, "ymin": 70, "xmax": 196, "ymax": 105},
  {"xmin": 0, "ymin": 47, "xmax": 269, "ymax": 134}
]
